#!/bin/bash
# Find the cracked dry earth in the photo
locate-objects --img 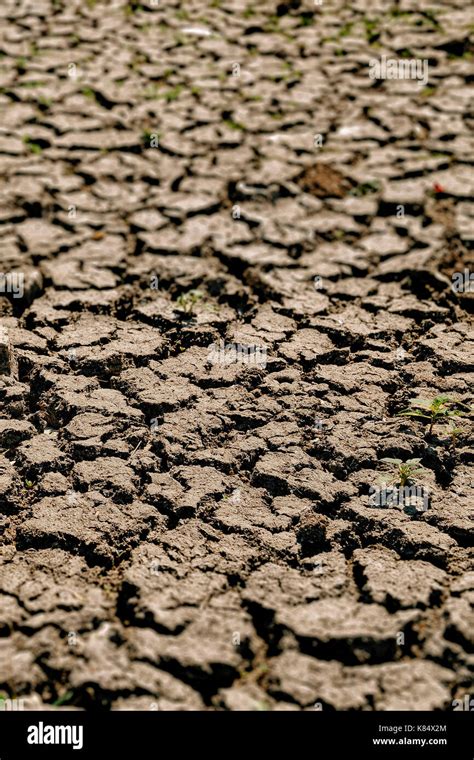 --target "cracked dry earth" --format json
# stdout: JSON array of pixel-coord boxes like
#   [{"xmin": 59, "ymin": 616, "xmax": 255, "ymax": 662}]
[{"xmin": 0, "ymin": 0, "xmax": 473, "ymax": 713}]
